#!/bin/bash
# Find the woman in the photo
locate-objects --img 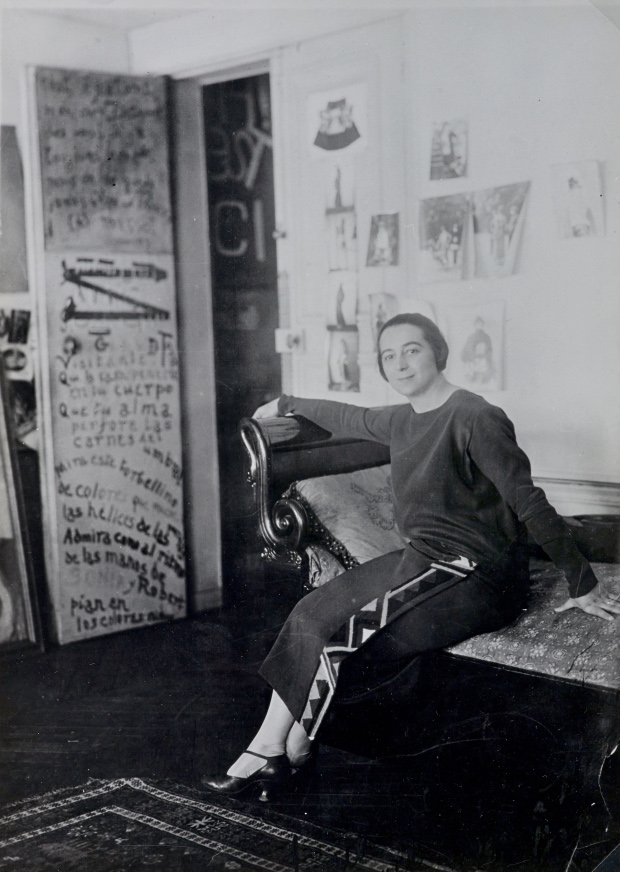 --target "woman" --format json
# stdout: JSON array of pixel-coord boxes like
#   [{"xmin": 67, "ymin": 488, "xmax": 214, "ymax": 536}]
[{"xmin": 202, "ymin": 313, "xmax": 618, "ymax": 801}]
